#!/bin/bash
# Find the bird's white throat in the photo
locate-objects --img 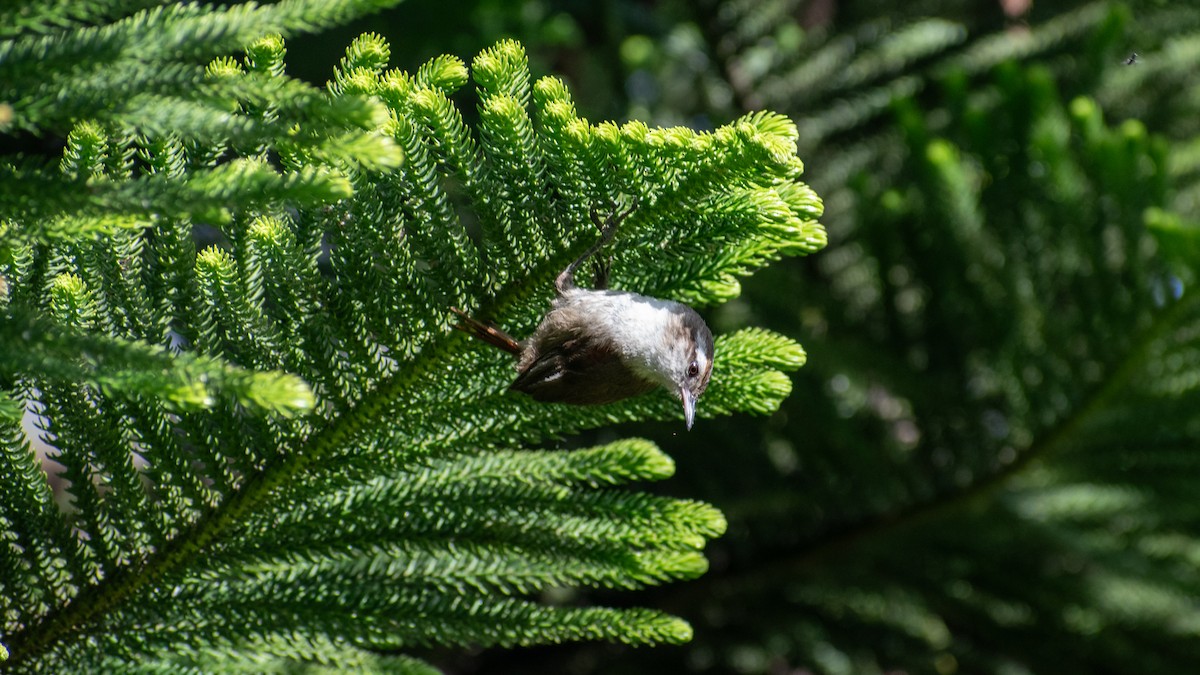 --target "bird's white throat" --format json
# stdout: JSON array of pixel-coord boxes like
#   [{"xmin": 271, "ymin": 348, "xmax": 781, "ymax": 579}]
[{"xmin": 559, "ymin": 288, "xmax": 687, "ymax": 387}]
